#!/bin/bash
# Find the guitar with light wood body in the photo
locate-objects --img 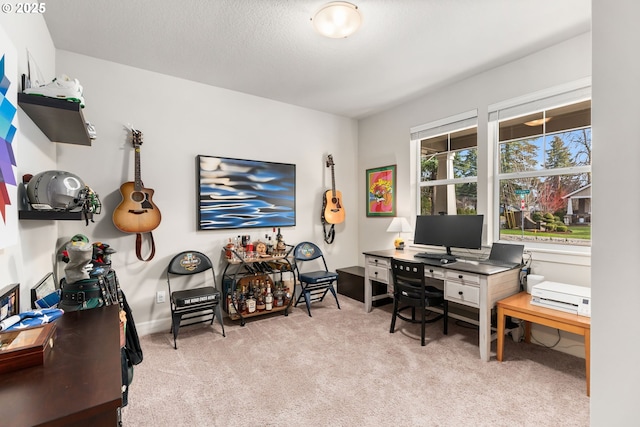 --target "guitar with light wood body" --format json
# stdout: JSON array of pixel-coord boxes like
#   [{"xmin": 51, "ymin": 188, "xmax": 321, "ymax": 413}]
[
  {"xmin": 112, "ymin": 129, "xmax": 161, "ymax": 233},
  {"xmin": 322, "ymin": 154, "xmax": 345, "ymax": 224}
]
